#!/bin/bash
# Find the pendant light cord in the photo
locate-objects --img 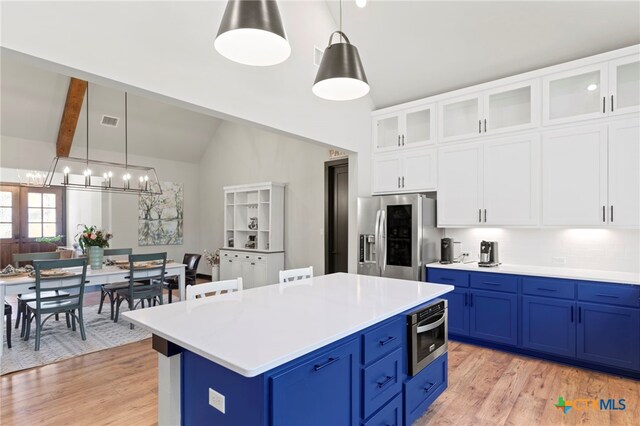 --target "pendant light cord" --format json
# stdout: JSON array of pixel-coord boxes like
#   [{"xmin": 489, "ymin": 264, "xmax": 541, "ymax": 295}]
[
  {"xmin": 124, "ymin": 92, "xmax": 128, "ymax": 170},
  {"xmin": 339, "ymin": 0, "xmax": 343, "ymax": 42},
  {"xmin": 86, "ymin": 84, "xmax": 89, "ymax": 167}
]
